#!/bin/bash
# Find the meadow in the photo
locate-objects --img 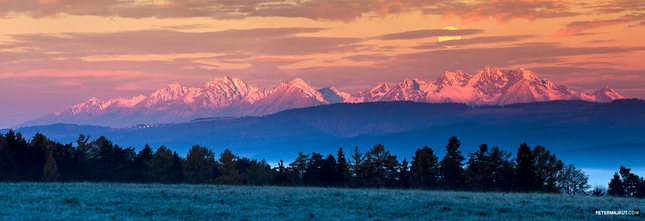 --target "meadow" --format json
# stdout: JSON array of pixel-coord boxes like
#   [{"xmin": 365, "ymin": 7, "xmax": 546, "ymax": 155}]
[{"xmin": 1, "ymin": 183, "xmax": 643, "ymax": 220}]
